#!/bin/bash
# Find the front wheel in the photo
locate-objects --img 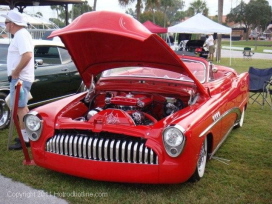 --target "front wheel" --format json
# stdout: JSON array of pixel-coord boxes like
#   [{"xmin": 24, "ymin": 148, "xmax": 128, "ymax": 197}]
[
  {"xmin": 0, "ymin": 92, "xmax": 11, "ymax": 130},
  {"xmin": 189, "ymin": 137, "xmax": 208, "ymax": 182},
  {"xmin": 235, "ymin": 107, "xmax": 245, "ymax": 128}
]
